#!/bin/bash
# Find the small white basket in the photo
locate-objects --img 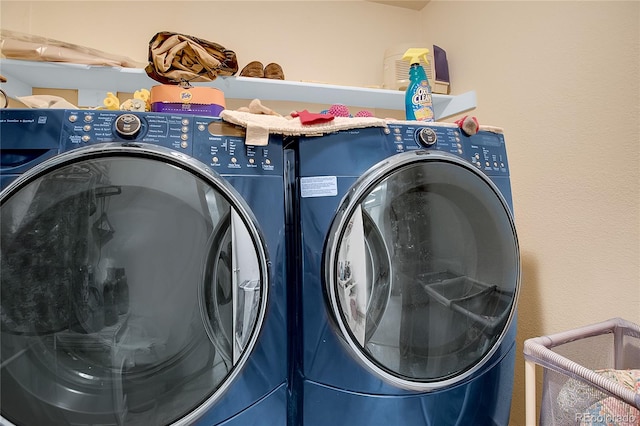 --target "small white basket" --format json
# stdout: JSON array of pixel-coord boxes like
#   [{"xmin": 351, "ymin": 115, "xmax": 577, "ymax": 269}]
[{"xmin": 523, "ymin": 318, "xmax": 640, "ymax": 425}]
